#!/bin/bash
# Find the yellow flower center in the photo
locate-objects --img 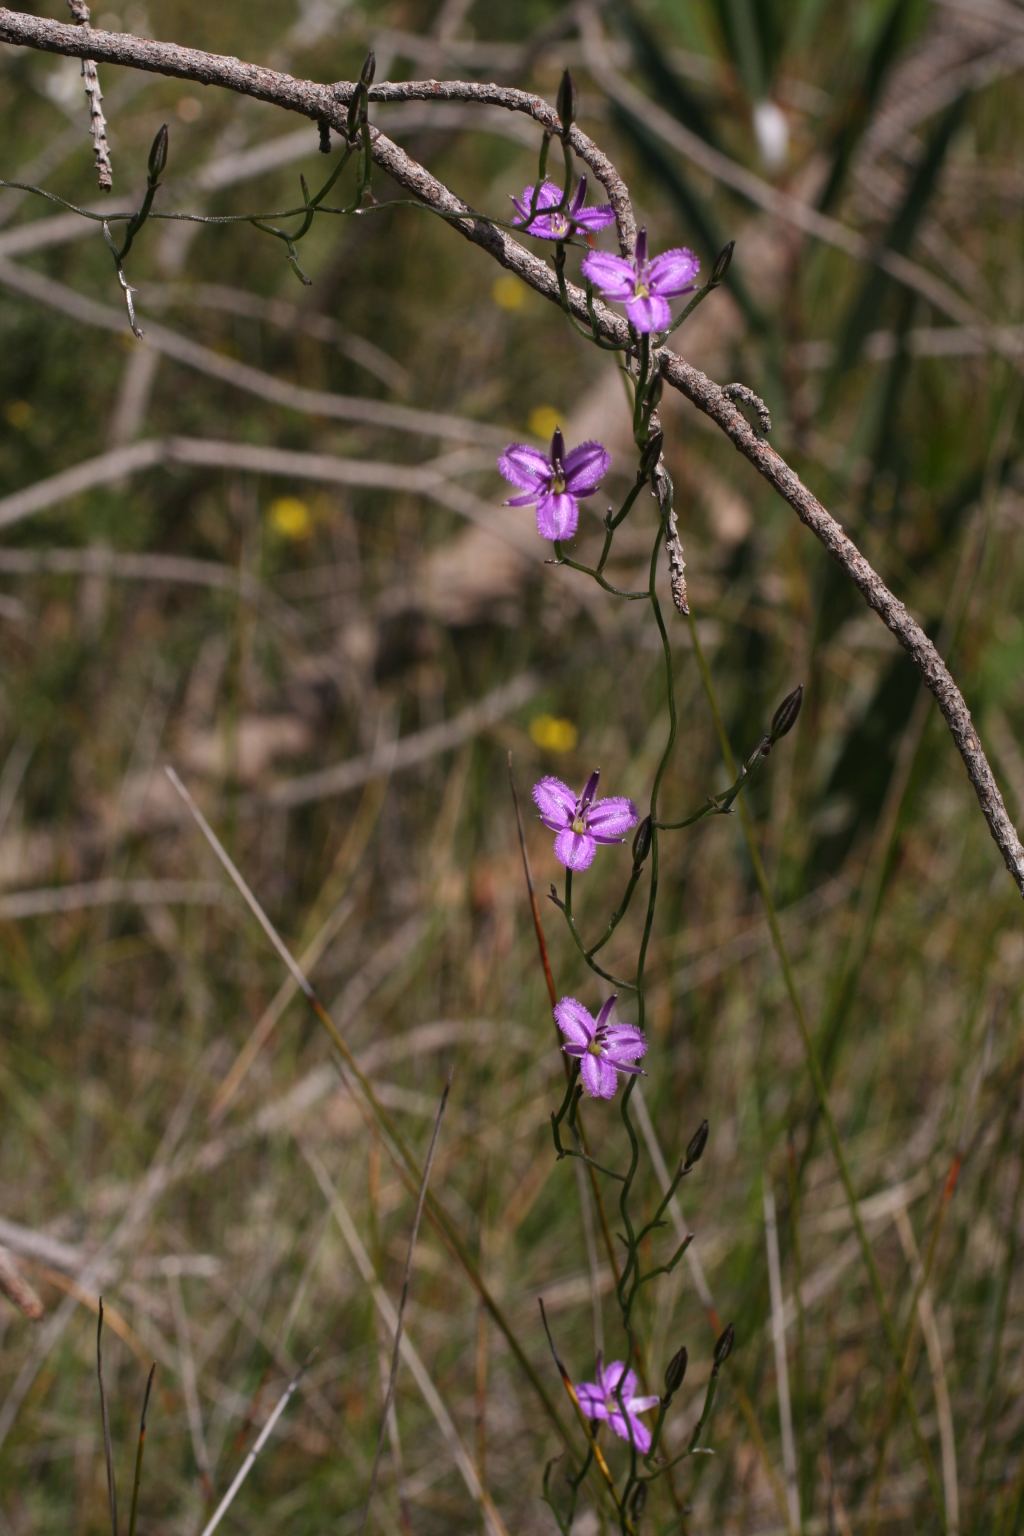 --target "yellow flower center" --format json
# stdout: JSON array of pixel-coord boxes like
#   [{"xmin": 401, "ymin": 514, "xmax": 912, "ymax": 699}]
[
  {"xmin": 551, "ymin": 471, "xmax": 566, "ymax": 494},
  {"xmin": 572, "ymin": 813, "xmax": 586, "ymax": 834},
  {"xmin": 587, "ymin": 1039, "xmax": 604, "ymax": 1057}
]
